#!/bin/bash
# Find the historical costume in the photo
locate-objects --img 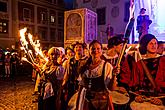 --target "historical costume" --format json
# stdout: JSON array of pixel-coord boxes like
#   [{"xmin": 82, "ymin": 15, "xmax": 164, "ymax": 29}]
[
  {"xmin": 38, "ymin": 47, "xmax": 64, "ymax": 110},
  {"xmin": 68, "ymin": 40, "xmax": 115, "ymax": 110},
  {"xmin": 131, "ymin": 34, "xmax": 165, "ymax": 109},
  {"xmin": 62, "ymin": 42, "xmax": 88, "ymax": 109},
  {"xmin": 103, "ymin": 34, "xmax": 137, "ymax": 110},
  {"xmin": 136, "ymin": 8, "xmax": 152, "ymax": 39}
]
